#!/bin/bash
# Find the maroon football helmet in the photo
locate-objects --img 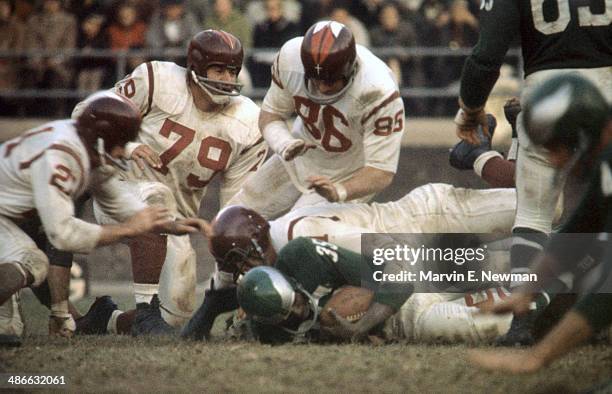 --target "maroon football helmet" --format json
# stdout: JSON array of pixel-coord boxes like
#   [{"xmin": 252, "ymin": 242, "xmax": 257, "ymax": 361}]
[
  {"xmin": 76, "ymin": 91, "xmax": 141, "ymax": 169},
  {"xmin": 209, "ymin": 205, "xmax": 272, "ymax": 280},
  {"xmin": 300, "ymin": 21, "xmax": 357, "ymax": 104},
  {"xmin": 187, "ymin": 29, "xmax": 243, "ymax": 104}
]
